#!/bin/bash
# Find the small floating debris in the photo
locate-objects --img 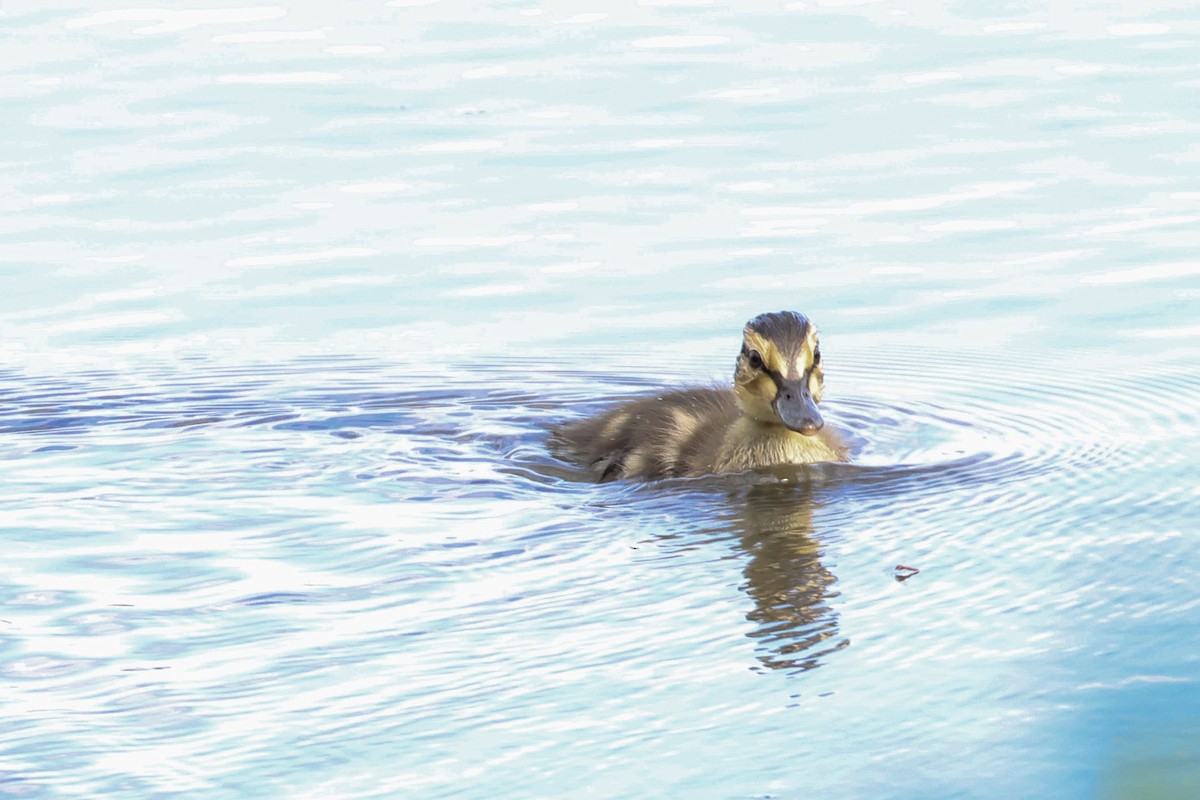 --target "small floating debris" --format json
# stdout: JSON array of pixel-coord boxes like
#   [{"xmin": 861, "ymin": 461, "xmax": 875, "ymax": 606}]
[{"xmin": 894, "ymin": 564, "xmax": 920, "ymax": 582}]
